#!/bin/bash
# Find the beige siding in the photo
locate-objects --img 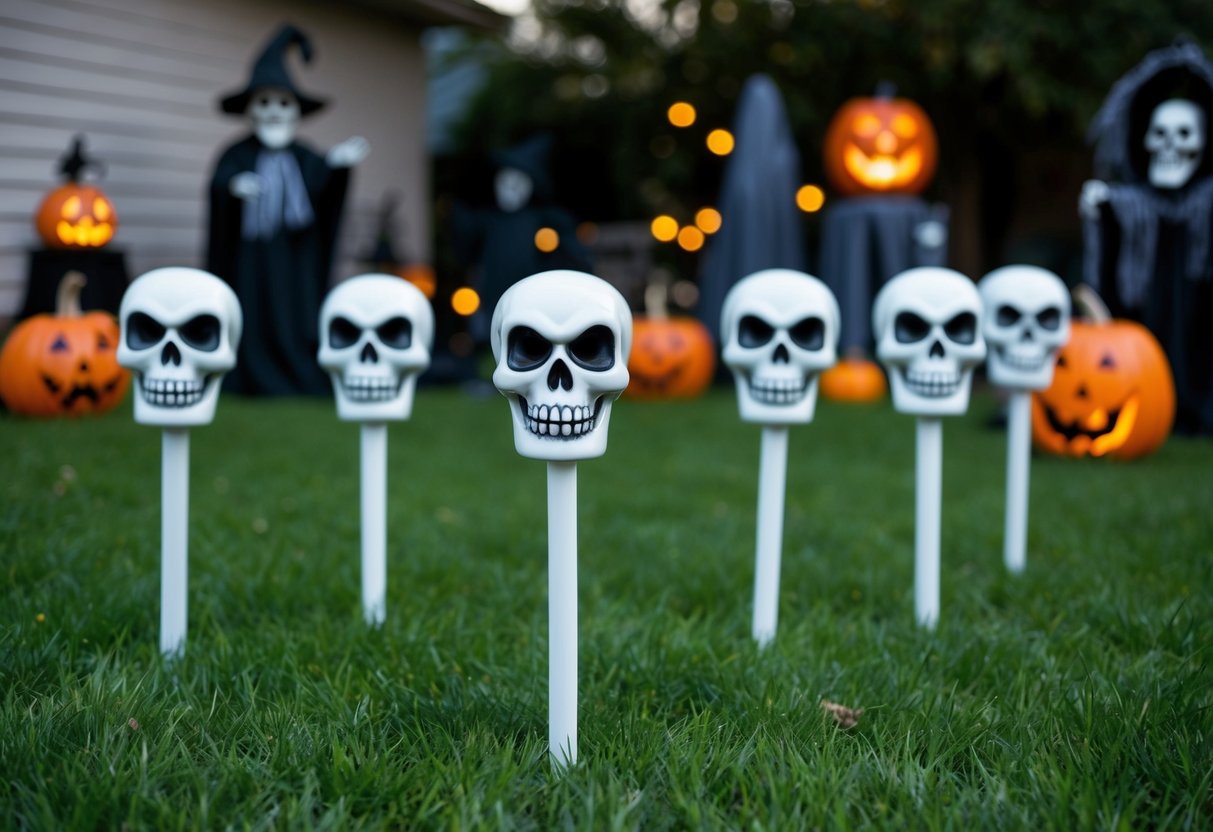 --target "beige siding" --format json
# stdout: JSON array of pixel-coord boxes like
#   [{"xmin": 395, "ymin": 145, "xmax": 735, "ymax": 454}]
[{"xmin": 0, "ymin": 0, "xmax": 430, "ymax": 318}]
